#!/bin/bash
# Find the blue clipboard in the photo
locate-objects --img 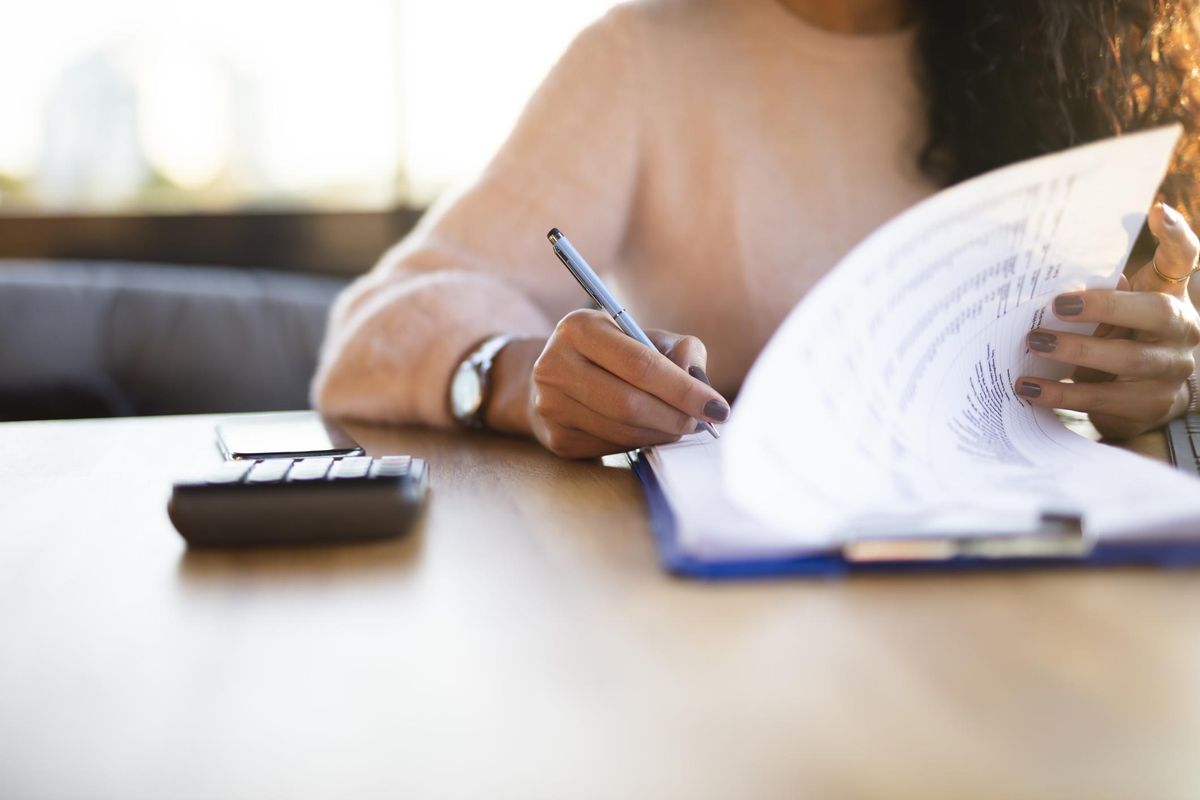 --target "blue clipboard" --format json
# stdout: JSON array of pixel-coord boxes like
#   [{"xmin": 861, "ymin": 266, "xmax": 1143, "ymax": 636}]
[{"xmin": 628, "ymin": 450, "xmax": 1200, "ymax": 580}]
